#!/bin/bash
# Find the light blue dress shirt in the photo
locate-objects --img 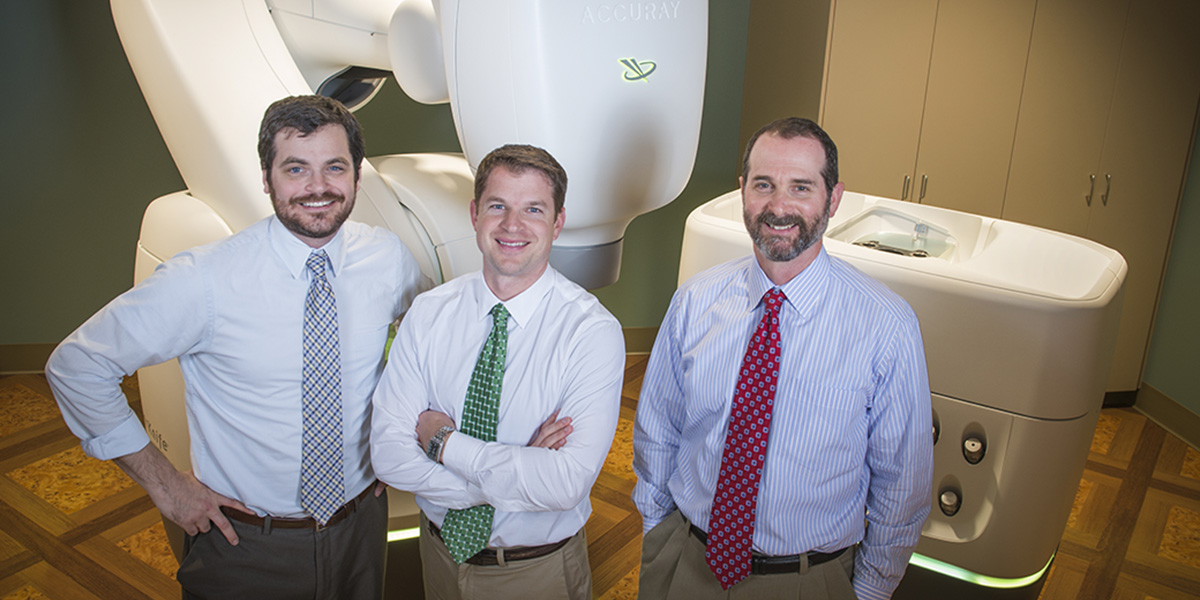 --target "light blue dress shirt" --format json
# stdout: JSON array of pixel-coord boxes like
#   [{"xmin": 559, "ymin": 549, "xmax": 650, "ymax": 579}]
[
  {"xmin": 633, "ymin": 249, "xmax": 933, "ymax": 600},
  {"xmin": 46, "ymin": 216, "xmax": 426, "ymax": 518}
]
